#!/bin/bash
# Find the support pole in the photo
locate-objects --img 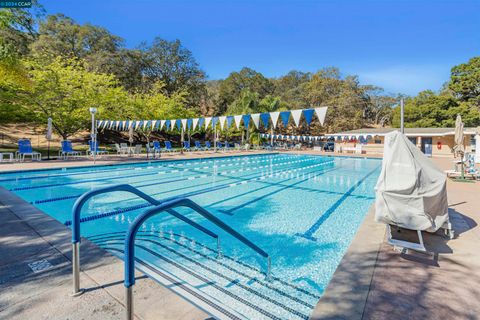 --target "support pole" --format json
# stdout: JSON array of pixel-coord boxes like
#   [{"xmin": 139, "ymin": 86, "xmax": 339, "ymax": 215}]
[
  {"xmin": 476, "ymin": 133, "xmax": 480, "ymax": 164},
  {"xmin": 71, "ymin": 242, "xmax": 83, "ymax": 296},
  {"xmin": 214, "ymin": 125, "xmax": 217, "ymax": 153},
  {"xmin": 126, "ymin": 286, "xmax": 133, "ymax": 320},
  {"xmin": 400, "ymin": 98, "xmax": 404, "ymax": 134},
  {"xmin": 180, "ymin": 127, "xmax": 184, "ymax": 155}
]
